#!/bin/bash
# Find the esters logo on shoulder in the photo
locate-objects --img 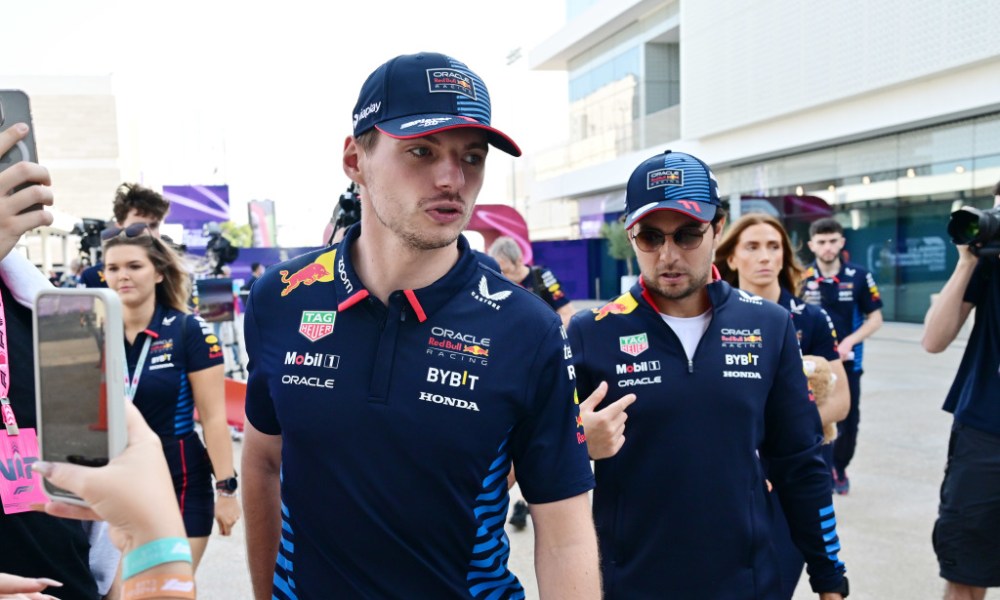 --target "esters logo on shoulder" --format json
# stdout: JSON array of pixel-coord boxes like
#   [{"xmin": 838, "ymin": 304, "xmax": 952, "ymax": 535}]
[
  {"xmin": 299, "ymin": 311, "xmax": 336, "ymax": 342},
  {"xmin": 619, "ymin": 333, "xmax": 649, "ymax": 357}
]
